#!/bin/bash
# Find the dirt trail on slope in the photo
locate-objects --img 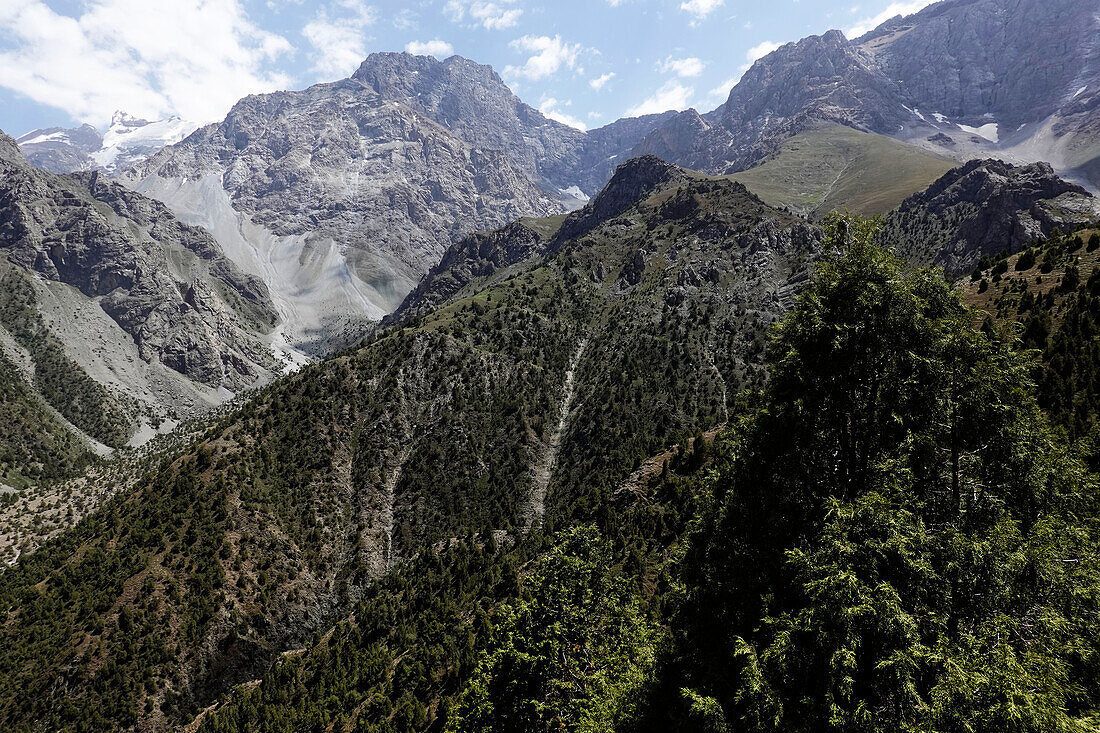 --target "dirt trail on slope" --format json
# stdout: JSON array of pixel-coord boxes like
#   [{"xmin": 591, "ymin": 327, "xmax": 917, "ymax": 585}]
[{"xmin": 526, "ymin": 337, "xmax": 588, "ymax": 527}]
